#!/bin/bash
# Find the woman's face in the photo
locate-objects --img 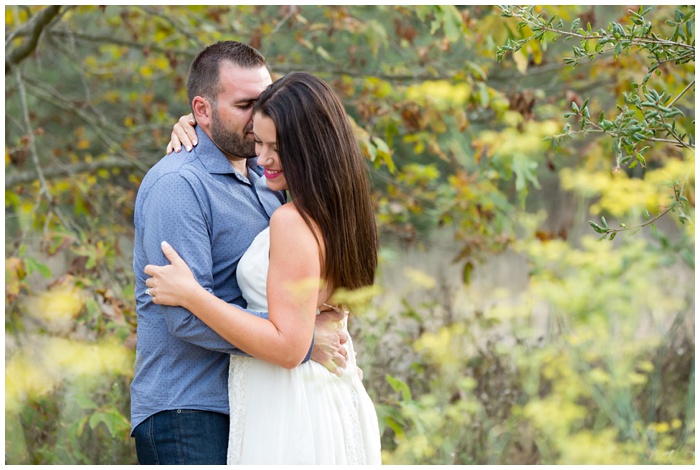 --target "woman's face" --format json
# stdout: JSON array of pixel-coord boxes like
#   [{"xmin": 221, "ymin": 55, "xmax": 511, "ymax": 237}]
[{"xmin": 253, "ymin": 112, "xmax": 287, "ymax": 192}]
